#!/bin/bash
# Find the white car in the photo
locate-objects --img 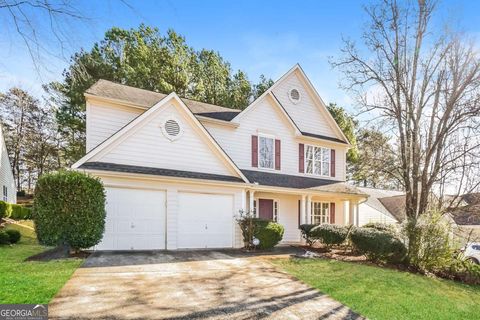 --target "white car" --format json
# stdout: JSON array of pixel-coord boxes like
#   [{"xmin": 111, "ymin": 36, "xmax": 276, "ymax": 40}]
[{"xmin": 463, "ymin": 243, "xmax": 480, "ymax": 264}]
